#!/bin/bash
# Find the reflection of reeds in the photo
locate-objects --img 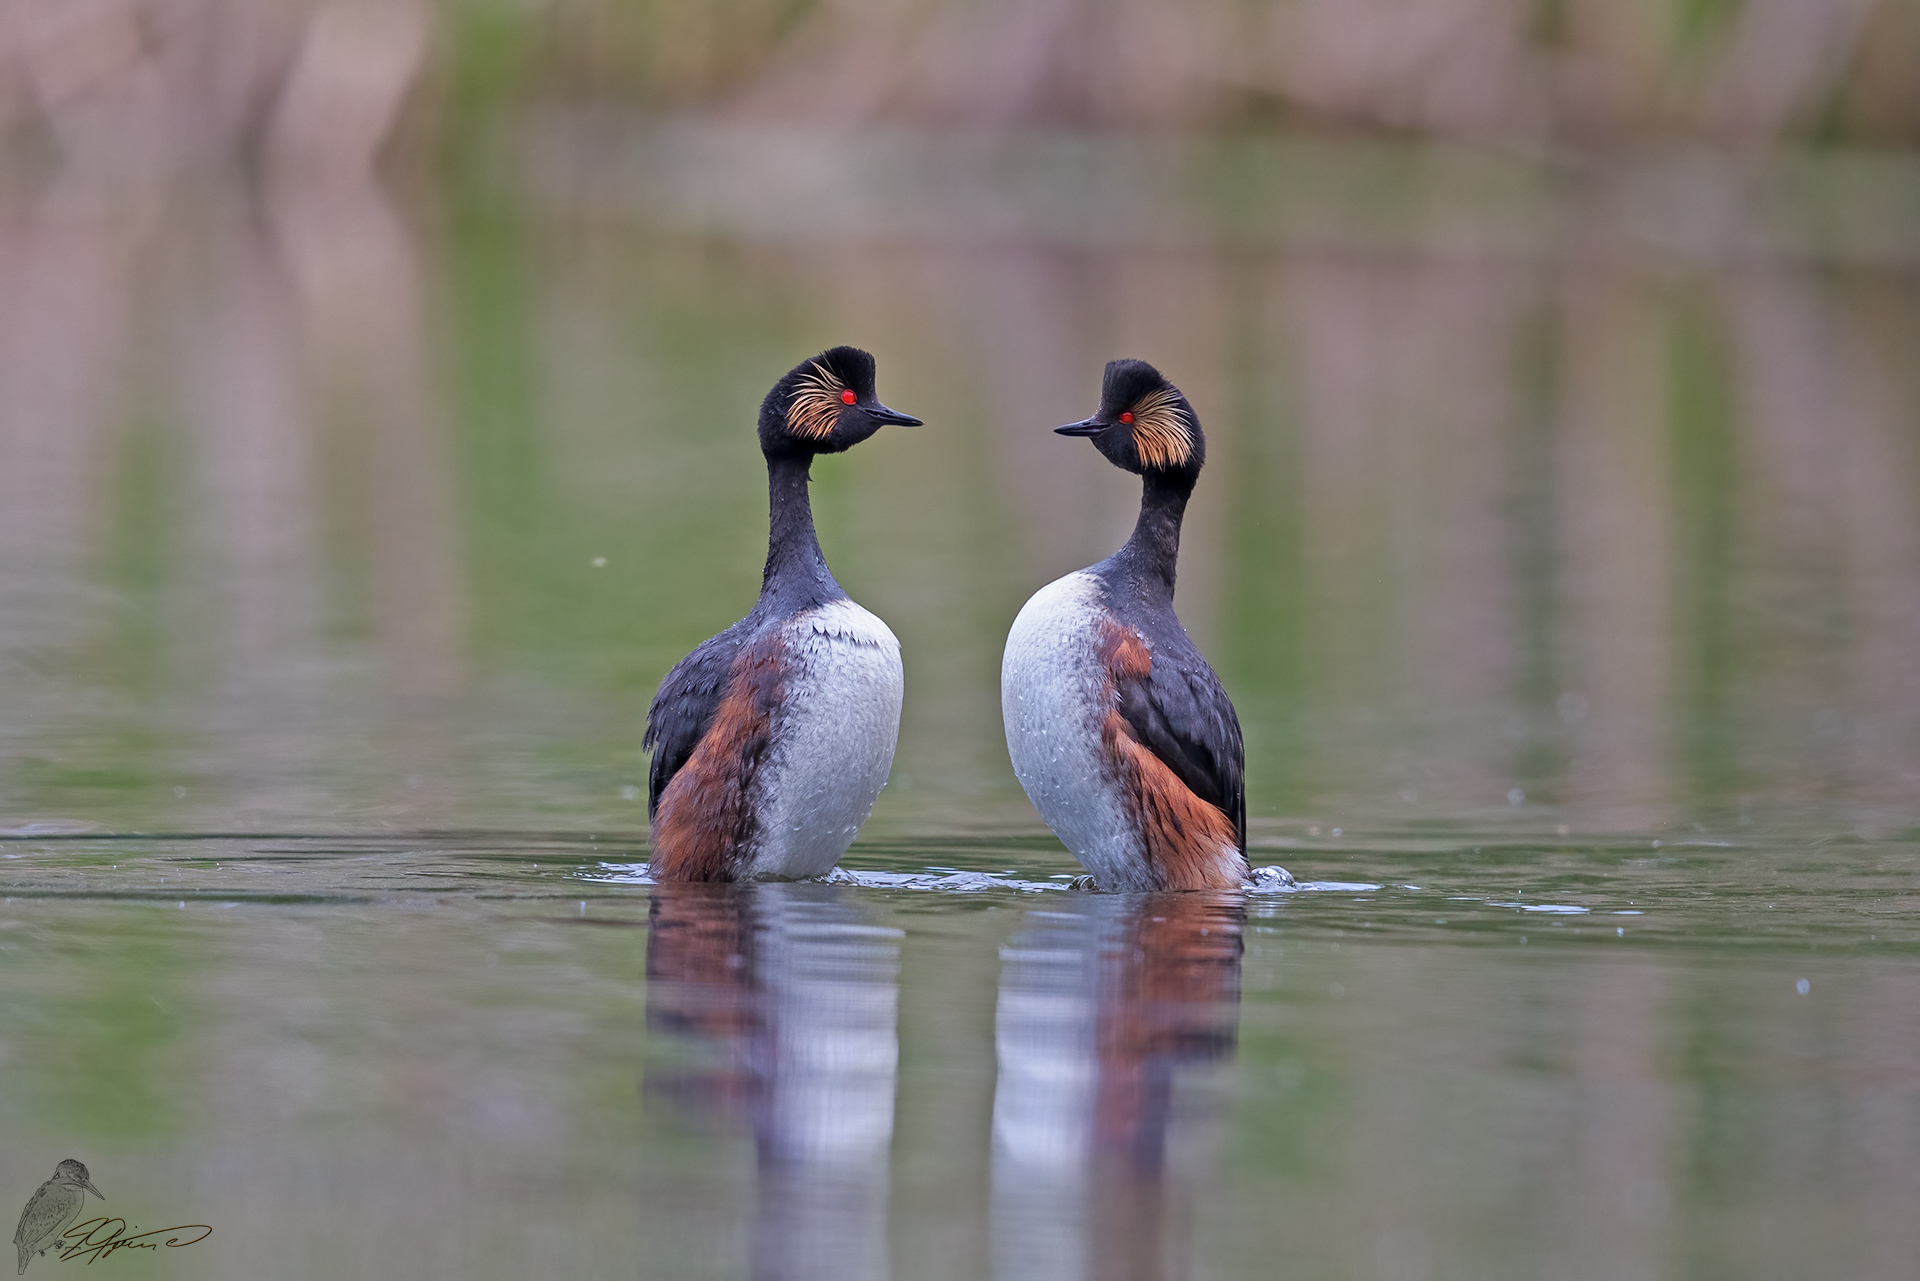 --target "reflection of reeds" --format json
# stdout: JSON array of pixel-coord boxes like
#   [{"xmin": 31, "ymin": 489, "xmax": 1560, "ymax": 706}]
[{"xmin": 9, "ymin": 195, "xmax": 1920, "ymax": 833}]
